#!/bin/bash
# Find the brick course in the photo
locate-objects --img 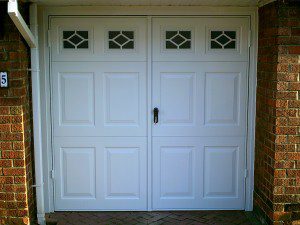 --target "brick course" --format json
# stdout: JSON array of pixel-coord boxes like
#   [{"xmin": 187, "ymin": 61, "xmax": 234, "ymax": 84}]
[
  {"xmin": 254, "ymin": 1, "xmax": 300, "ymax": 224},
  {"xmin": 0, "ymin": 2, "xmax": 36, "ymax": 225}
]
